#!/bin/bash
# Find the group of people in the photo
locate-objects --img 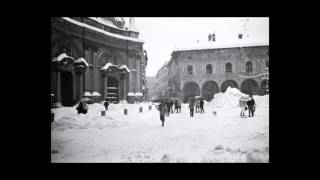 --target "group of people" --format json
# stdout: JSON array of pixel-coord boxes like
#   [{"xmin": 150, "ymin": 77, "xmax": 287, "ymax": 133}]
[
  {"xmin": 188, "ymin": 99, "xmax": 205, "ymax": 117},
  {"xmin": 239, "ymin": 95, "xmax": 256, "ymax": 118},
  {"xmin": 157, "ymin": 98, "xmax": 205, "ymax": 127},
  {"xmin": 157, "ymin": 99, "xmax": 182, "ymax": 127}
]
